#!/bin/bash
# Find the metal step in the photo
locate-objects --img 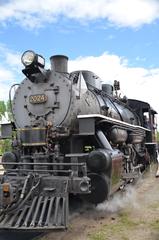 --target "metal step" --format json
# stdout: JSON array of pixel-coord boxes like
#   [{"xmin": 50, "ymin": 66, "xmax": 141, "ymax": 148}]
[{"xmin": 0, "ymin": 194, "xmax": 69, "ymax": 230}]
